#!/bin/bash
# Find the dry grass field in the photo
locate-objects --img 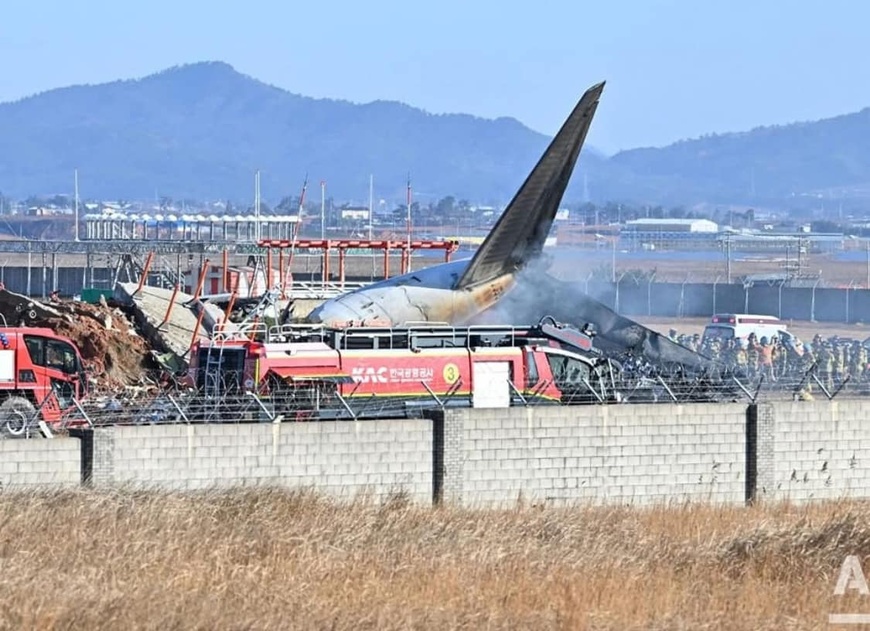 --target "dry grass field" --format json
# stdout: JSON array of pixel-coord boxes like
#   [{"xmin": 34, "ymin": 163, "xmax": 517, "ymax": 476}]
[{"xmin": 2, "ymin": 489, "xmax": 870, "ymax": 629}]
